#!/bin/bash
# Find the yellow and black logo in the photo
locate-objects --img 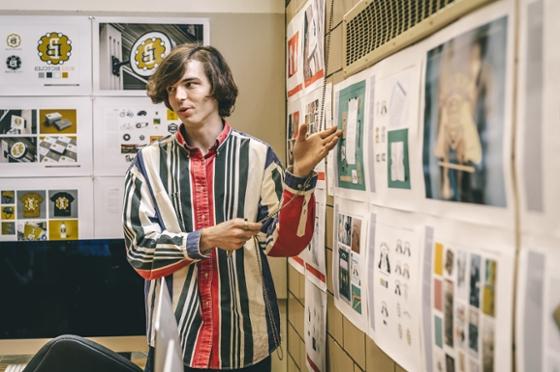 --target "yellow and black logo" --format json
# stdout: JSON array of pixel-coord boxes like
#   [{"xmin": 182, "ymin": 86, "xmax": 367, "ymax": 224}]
[
  {"xmin": 37, "ymin": 32, "xmax": 72, "ymax": 65},
  {"xmin": 130, "ymin": 32, "xmax": 172, "ymax": 77}
]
